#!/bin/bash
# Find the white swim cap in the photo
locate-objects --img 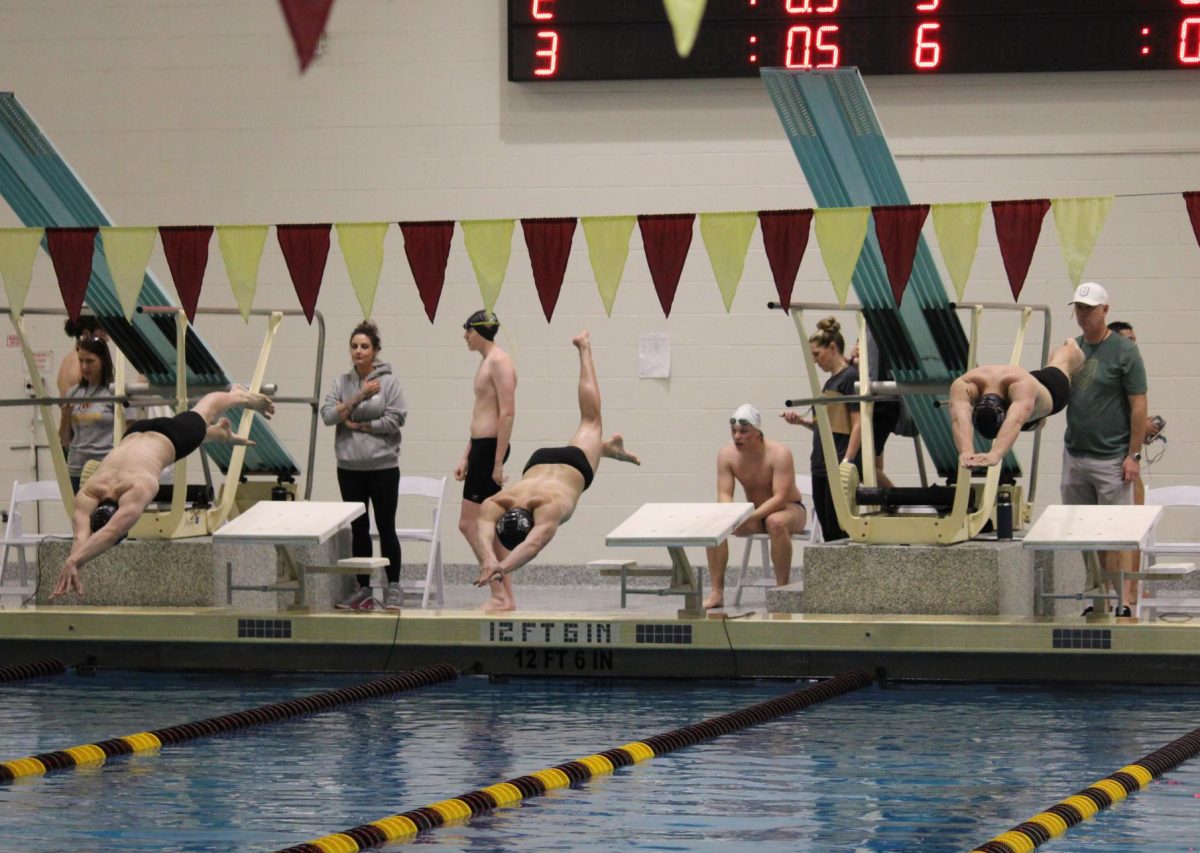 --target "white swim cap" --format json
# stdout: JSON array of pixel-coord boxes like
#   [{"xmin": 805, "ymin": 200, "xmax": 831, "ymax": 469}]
[{"xmin": 730, "ymin": 403, "xmax": 762, "ymax": 431}]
